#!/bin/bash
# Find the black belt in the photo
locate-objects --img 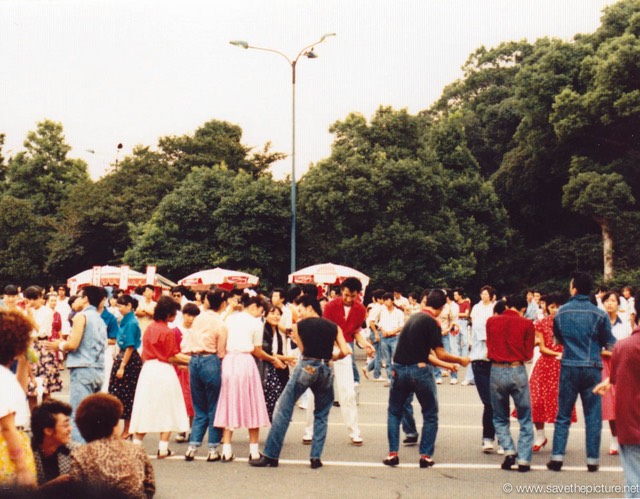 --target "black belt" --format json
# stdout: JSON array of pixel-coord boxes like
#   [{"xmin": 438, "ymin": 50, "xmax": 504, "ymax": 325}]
[{"xmin": 190, "ymin": 352, "xmax": 216, "ymax": 356}]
